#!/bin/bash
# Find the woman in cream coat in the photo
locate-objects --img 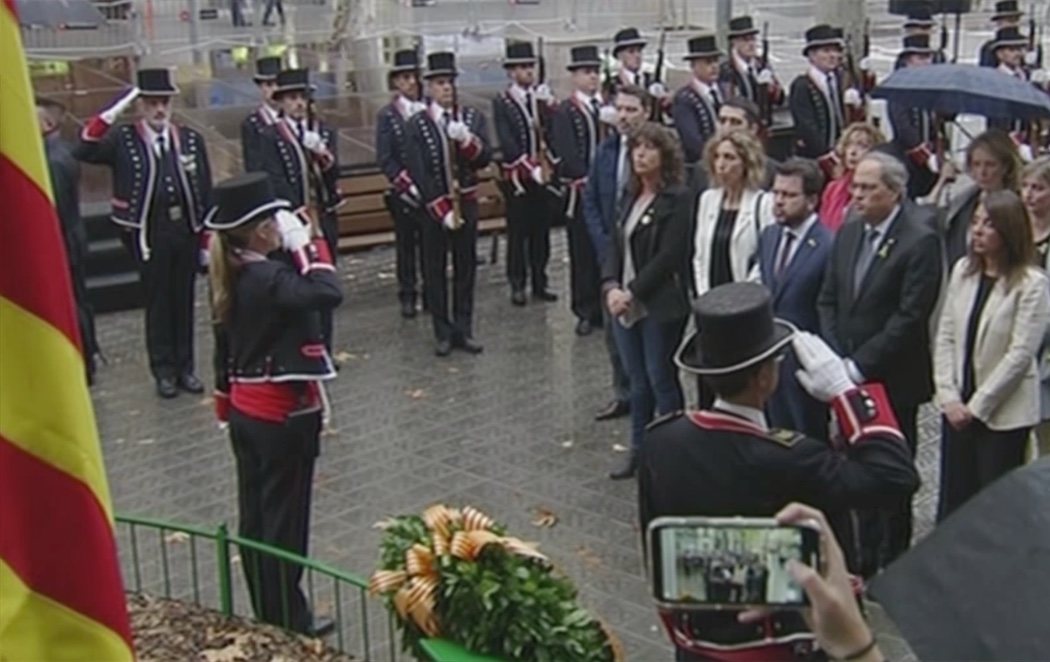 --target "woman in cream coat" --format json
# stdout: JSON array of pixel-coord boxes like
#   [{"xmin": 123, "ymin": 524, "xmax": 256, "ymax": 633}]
[{"xmin": 933, "ymin": 190, "xmax": 1050, "ymax": 521}]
